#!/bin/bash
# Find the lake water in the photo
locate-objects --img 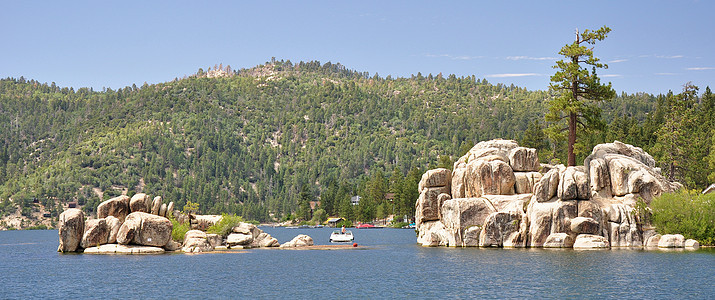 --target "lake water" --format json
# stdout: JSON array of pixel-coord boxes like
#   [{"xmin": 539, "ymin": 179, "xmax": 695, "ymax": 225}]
[{"xmin": 1, "ymin": 228, "xmax": 713, "ymax": 299}]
